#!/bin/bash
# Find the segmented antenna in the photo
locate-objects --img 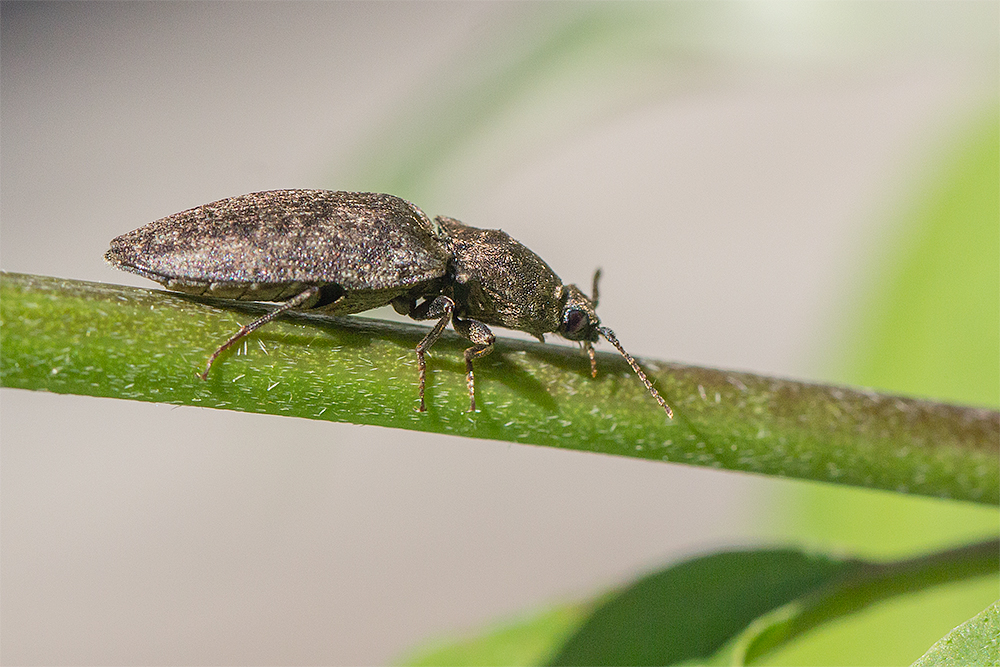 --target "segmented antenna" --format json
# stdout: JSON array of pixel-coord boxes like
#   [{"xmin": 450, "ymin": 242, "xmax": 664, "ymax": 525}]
[{"xmin": 598, "ymin": 326, "xmax": 673, "ymax": 418}]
